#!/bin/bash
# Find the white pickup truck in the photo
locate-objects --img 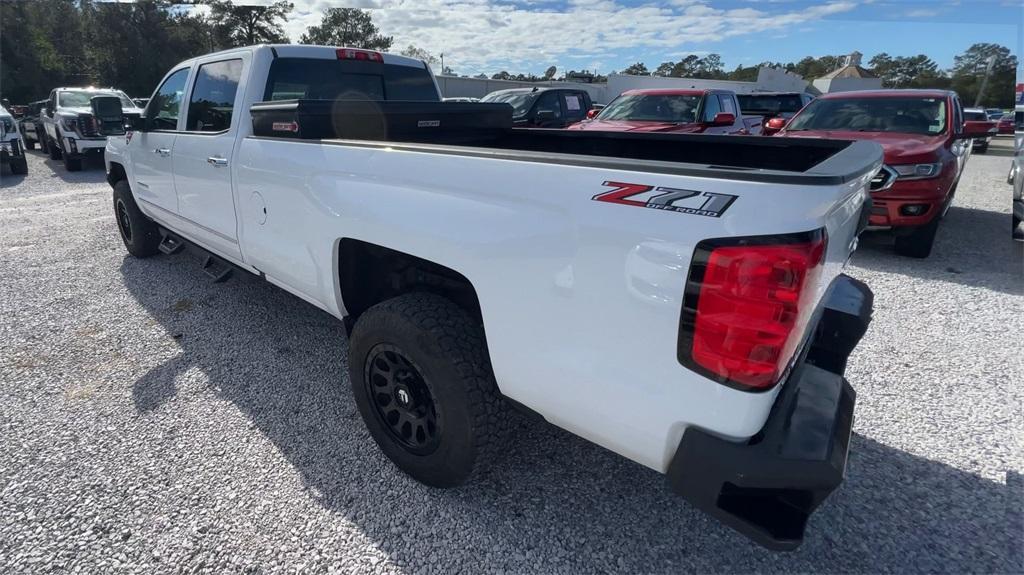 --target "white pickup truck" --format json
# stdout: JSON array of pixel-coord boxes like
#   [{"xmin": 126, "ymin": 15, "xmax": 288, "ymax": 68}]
[
  {"xmin": 104, "ymin": 45, "xmax": 879, "ymax": 550},
  {"xmin": 40, "ymin": 87, "xmax": 144, "ymax": 171},
  {"xmin": 1, "ymin": 105, "xmax": 28, "ymax": 175}
]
